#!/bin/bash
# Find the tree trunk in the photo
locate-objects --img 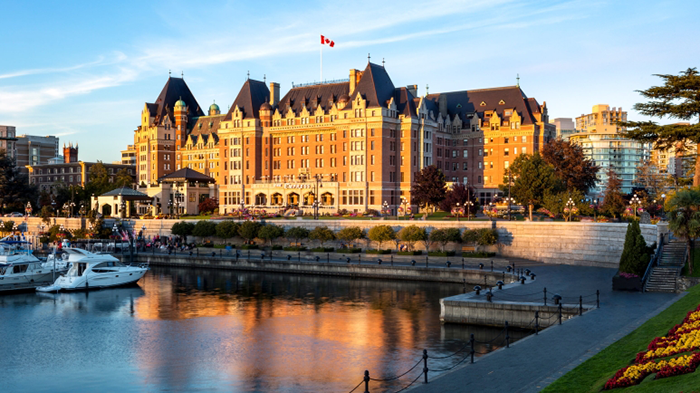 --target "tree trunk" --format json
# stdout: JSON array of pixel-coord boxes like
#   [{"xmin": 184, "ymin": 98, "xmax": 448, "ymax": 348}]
[
  {"xmin": 694, "ymin": 152, "xmax": 700, "ymax": 188},
  {"xmin": 528, "ymin": 204, "xmax": 533, "ymax": 221},
  {"xmin": 689, "ymin": 238, "xmax": 695, "ymax": 275}
]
